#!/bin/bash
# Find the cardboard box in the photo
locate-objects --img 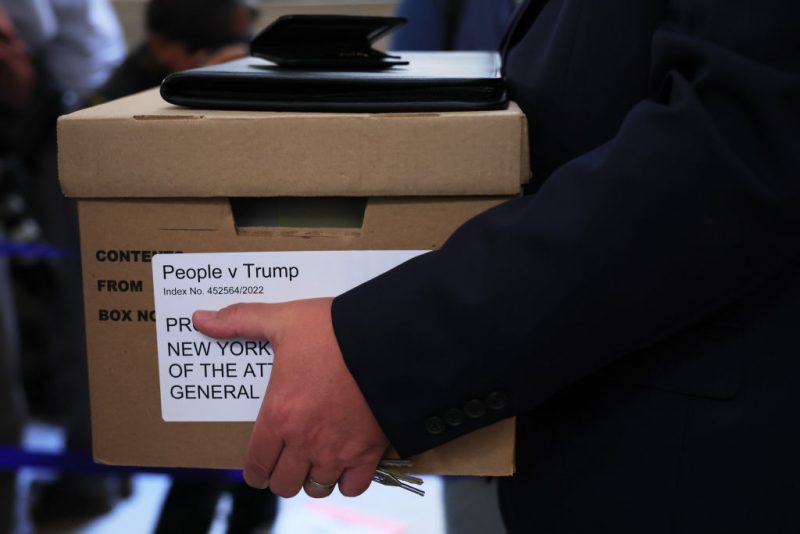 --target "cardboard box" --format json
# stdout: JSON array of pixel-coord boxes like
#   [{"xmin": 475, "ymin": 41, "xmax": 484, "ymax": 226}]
[{"xmin": 57, "ymin": 88, "xmax": 528, "ymax": 475}]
